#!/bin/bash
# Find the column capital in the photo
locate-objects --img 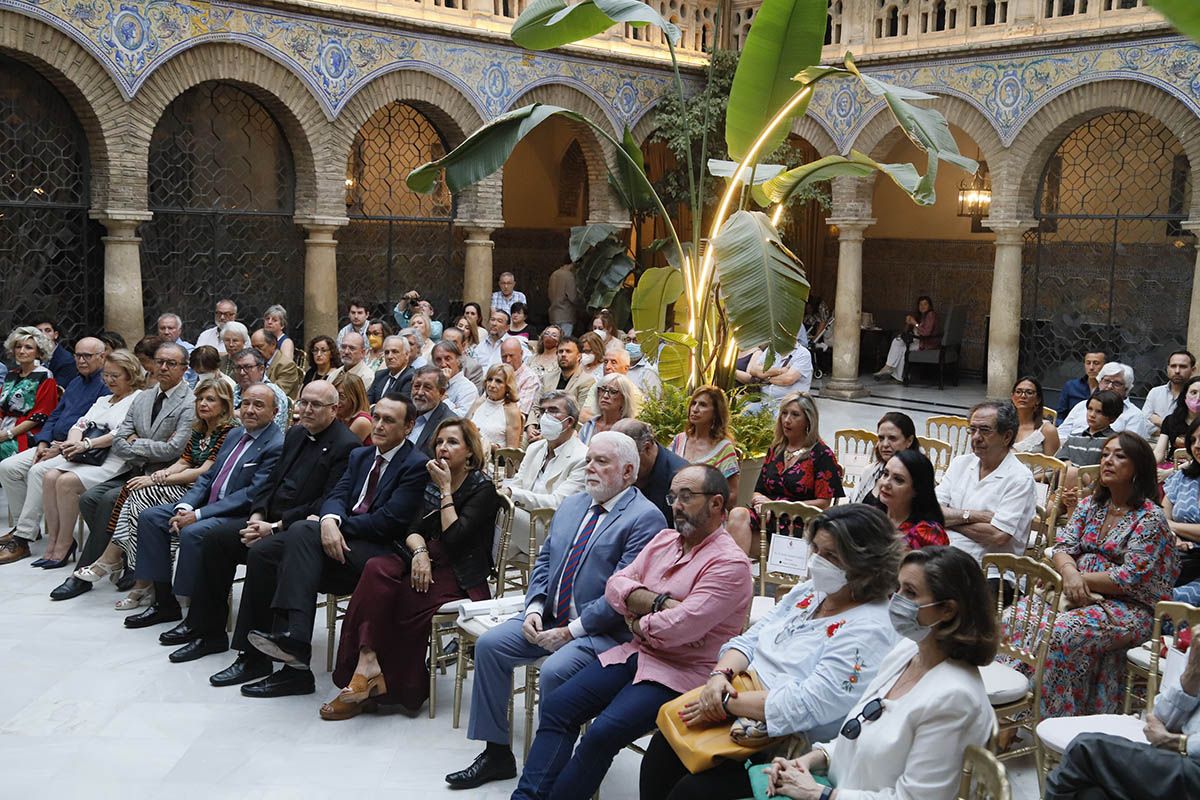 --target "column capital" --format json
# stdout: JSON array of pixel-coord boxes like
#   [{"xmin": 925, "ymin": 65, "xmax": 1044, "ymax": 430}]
[
  {"xmin": 458, "ymin": 217, "xmax": 504, "ymax": 232},
  {"xmin": 295, "ymin": 215, "xmax": 349, "ymax": 233},
  {"xmin": 827, "ymin": 218, "xmax": 875, "ymax": 240},
  {"xmin": 1181, "ymin": 219, "xmax": 1200, "ymax": 234},
  {"xmin": 461, "ymin": 225, "xmax": 495, "ymax": 241},
  {"xmin": 983, "ymin": 218, "xmax": 1034, "ymax": 242},
  {"xmin": 91, "ymin": 209, "xmax": 152, "ymax": 237}
]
